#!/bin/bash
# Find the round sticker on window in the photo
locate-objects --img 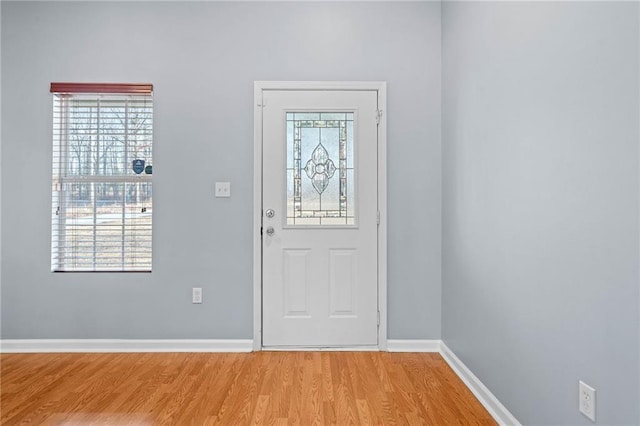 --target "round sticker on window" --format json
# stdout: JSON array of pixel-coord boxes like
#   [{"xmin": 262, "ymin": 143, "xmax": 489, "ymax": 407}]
[{"xmin": 132, "ymin": 159, "xmax": 145, "ymax": 174}]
